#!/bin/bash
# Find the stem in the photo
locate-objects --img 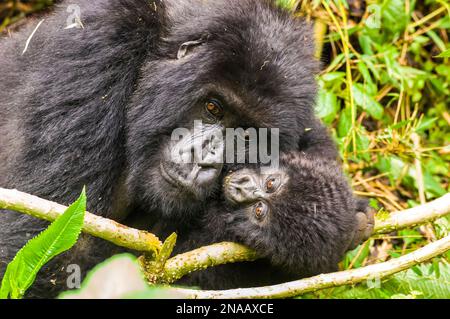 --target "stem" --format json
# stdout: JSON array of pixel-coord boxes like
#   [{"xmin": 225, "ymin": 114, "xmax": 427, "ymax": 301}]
[
  {"xmin": 1, "ymin": 188, "xmax": 449, "ymax": 285},
  {"xmin": 374, "ymin": 193, "xmax": 450, "ymax": 233},
  {"xmin": 162, "ymin": 242, "xmax": 260, "ymax": 283},
  {"xmin": 163, "ymin": 193, "xmax": 450, "ymax": 282},
  {"xmin": 0, "ymin": 188, "xmax": 162, "ymax": 254},
  {"xmin": 172, "ymin": 234, "xmax": 450, "ymax": 299}
]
